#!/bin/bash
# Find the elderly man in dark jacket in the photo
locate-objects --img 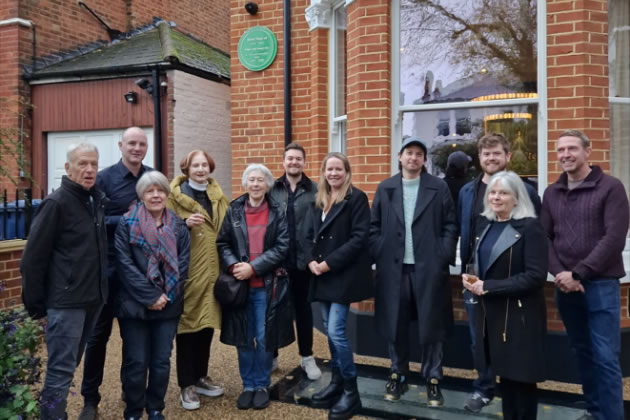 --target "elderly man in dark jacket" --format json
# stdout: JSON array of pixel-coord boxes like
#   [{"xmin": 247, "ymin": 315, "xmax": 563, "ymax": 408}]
[
  {"xmin": 20, "ymin": 143, "xmax": 108, "ymax": 420},
  {"xmin": 370, "ymin": 137, "xmax": 457, "ymax": 407}
]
